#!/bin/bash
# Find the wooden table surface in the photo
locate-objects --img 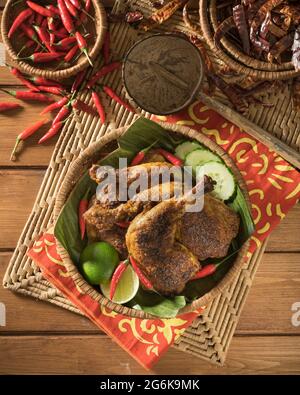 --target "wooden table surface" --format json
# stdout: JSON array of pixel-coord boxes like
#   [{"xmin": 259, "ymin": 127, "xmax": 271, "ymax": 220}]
[{"xmin": 0, "ymin": 1, "xmax": 300, "ymax": 375}]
